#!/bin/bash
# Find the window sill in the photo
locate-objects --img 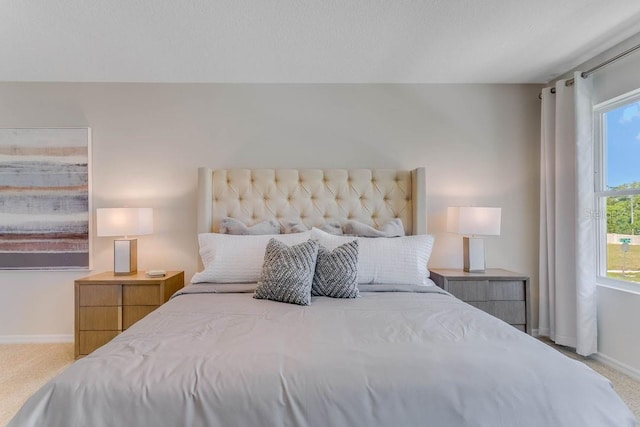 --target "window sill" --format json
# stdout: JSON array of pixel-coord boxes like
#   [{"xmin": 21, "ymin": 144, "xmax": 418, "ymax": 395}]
[{"xmin": 596, "ymin": 277, "xmax": 640, "ymax": 296}]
